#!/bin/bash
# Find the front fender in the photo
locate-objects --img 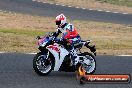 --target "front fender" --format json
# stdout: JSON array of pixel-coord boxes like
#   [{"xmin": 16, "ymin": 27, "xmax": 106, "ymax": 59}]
[{"xmin": 46, "ymin": 44, "xmax": 69, "ymax": 71}]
